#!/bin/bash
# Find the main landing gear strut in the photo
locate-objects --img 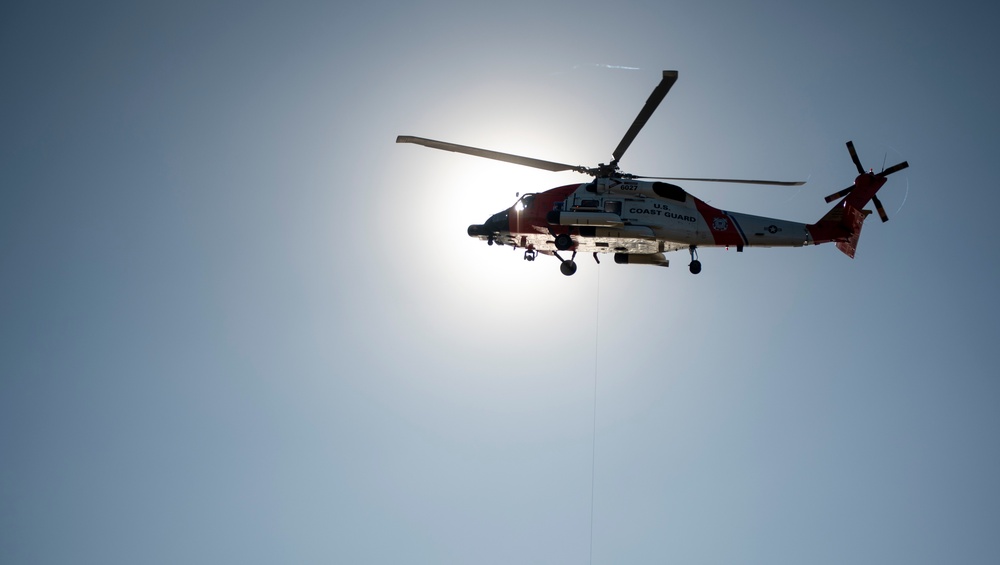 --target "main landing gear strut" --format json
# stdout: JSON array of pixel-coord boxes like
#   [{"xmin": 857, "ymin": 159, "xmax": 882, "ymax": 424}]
[
  {"xmin": 521, "ymin": 236, "xmax": 596, "ymax": 276},
  {"xmin": 688, "ymin": 245, "xmax": 702, "ymax": 275},
  {"xmin": 549, "ymin": 231, "xmax": 579, "ymax": 276}
]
